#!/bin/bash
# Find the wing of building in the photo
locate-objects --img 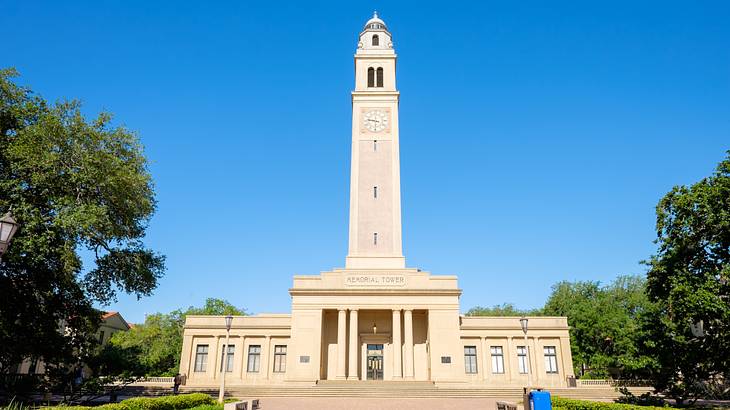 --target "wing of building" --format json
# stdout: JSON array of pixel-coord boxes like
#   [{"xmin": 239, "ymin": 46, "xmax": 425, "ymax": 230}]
[{"xmin": 179, "ymin": 13, "xmax": 574, "ymax": 387}]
